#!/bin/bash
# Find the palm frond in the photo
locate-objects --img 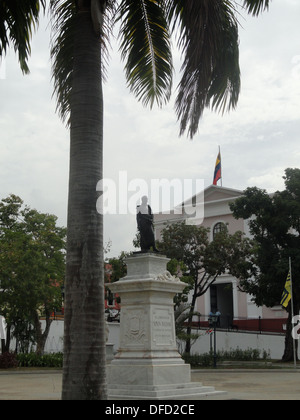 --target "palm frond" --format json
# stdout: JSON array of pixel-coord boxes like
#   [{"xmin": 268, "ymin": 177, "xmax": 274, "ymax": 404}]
[
  {"xmin": 117, "ymin": 0, "xmax": 173, "ymax": 108},
  {"xmin": 50, "ymin": 0, "xmax": 76, "ymax": 125},
  {"xmin": 242, "ymin": 0, "xmax": 270, "ymax": 16},
  {"xmin": 98, "ymin": 1, "xmax": 116, "ymax": 82},
  {"xmin": 207, "ymin": 13, "xmax": 240, "ymax": 114},
  {"xmin": 167, "ymin": 0, "xmax": 240, "ymax": 139},
  {"xmin": 50, "ymin": 0, "xmax": 115, "ymax": 125},
  {"xmin": 0, "ymin": 0, "xmax": 46, "ymax": 74}
]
